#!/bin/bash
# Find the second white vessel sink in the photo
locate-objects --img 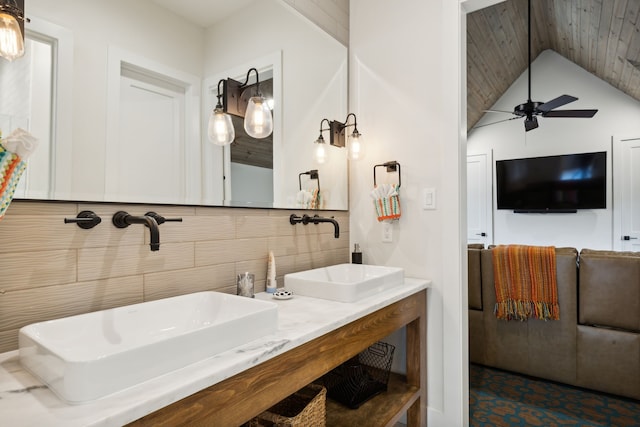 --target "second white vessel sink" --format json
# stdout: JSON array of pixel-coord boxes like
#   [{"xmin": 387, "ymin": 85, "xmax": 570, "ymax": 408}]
[
  {"xmin": 19, "ymin": 291, "xmax": 278, "ymax": 403},
  {"xmin": 284, "ymin": 263, "xmax": 404, "ymax": 302}
]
